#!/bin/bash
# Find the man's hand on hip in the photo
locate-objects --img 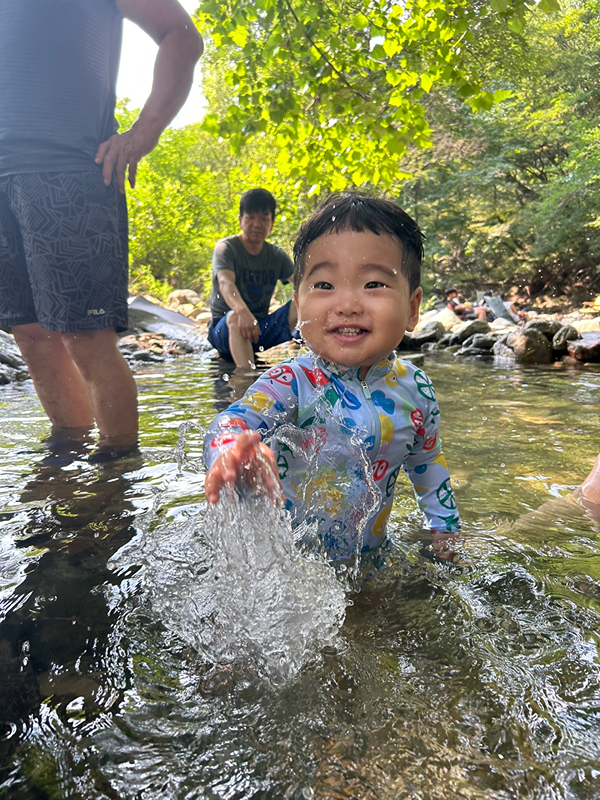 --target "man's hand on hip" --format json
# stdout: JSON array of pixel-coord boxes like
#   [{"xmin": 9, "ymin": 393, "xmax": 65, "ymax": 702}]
[{"xmin": 95, "ymin": 124, "xmax": 160, "ymax": 193}]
